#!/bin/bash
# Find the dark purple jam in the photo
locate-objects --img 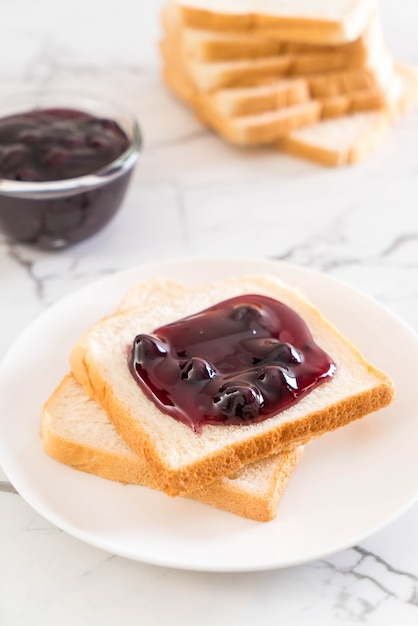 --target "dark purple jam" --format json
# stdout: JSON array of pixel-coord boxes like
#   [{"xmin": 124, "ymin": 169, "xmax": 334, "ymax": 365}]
[
  {"xmin": 0, "ymin": 107, "xmax": 134, "ymax": 249},
  {"xmin": 129, "ymin": 294, "xmax": 336, "ymax": 433},
  {"xmin": 0, "ymin": 108, "xmax": 129, "ymax": 182}
]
